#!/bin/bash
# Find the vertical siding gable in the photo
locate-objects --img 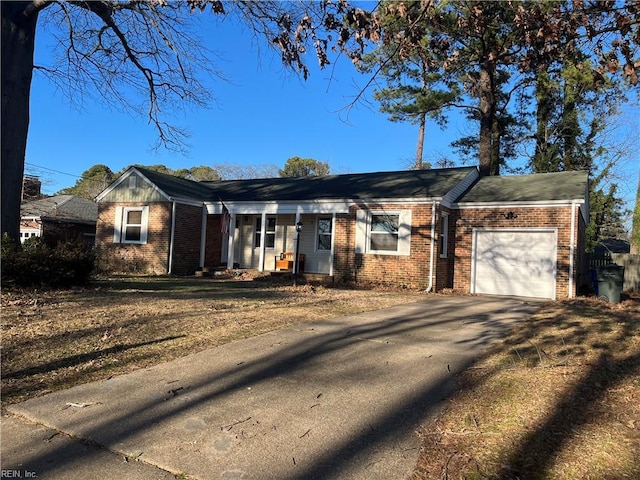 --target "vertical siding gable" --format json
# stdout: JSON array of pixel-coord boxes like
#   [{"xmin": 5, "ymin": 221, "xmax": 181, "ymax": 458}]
[{"xmin": 99, "ymin": 172, "xmax": 169, "ymax": 203}]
